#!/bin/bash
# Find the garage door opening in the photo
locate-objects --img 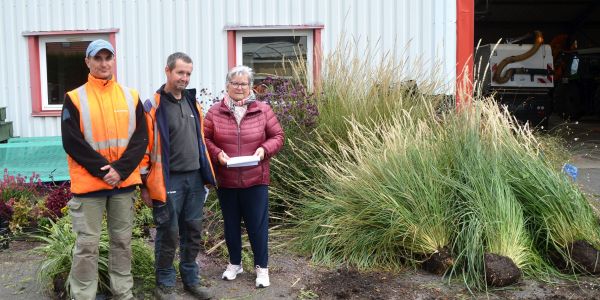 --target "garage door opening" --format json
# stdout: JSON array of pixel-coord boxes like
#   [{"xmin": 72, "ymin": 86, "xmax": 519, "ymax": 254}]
[{"xmin": 473, "ymin": 0, "xmax": 600, "ymax": 131}]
